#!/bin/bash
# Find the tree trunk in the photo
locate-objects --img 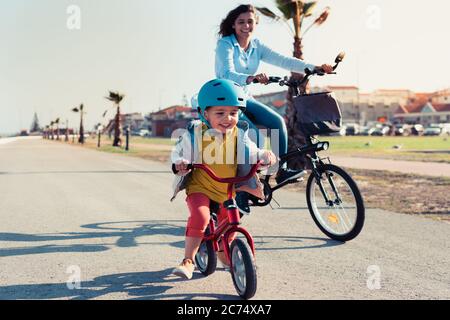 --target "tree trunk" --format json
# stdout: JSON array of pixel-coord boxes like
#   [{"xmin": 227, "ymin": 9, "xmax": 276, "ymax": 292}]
[
  {"xmin": 285, "ymin": 36, "xmax": 309, "ymax": 170},
  {"xmin": 113, "ymin": 105, "xmax": 121, "ymax": 147},
  {"xmin": 79, "ymin": 114, "xmax": 84, "ymax": 144}
]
